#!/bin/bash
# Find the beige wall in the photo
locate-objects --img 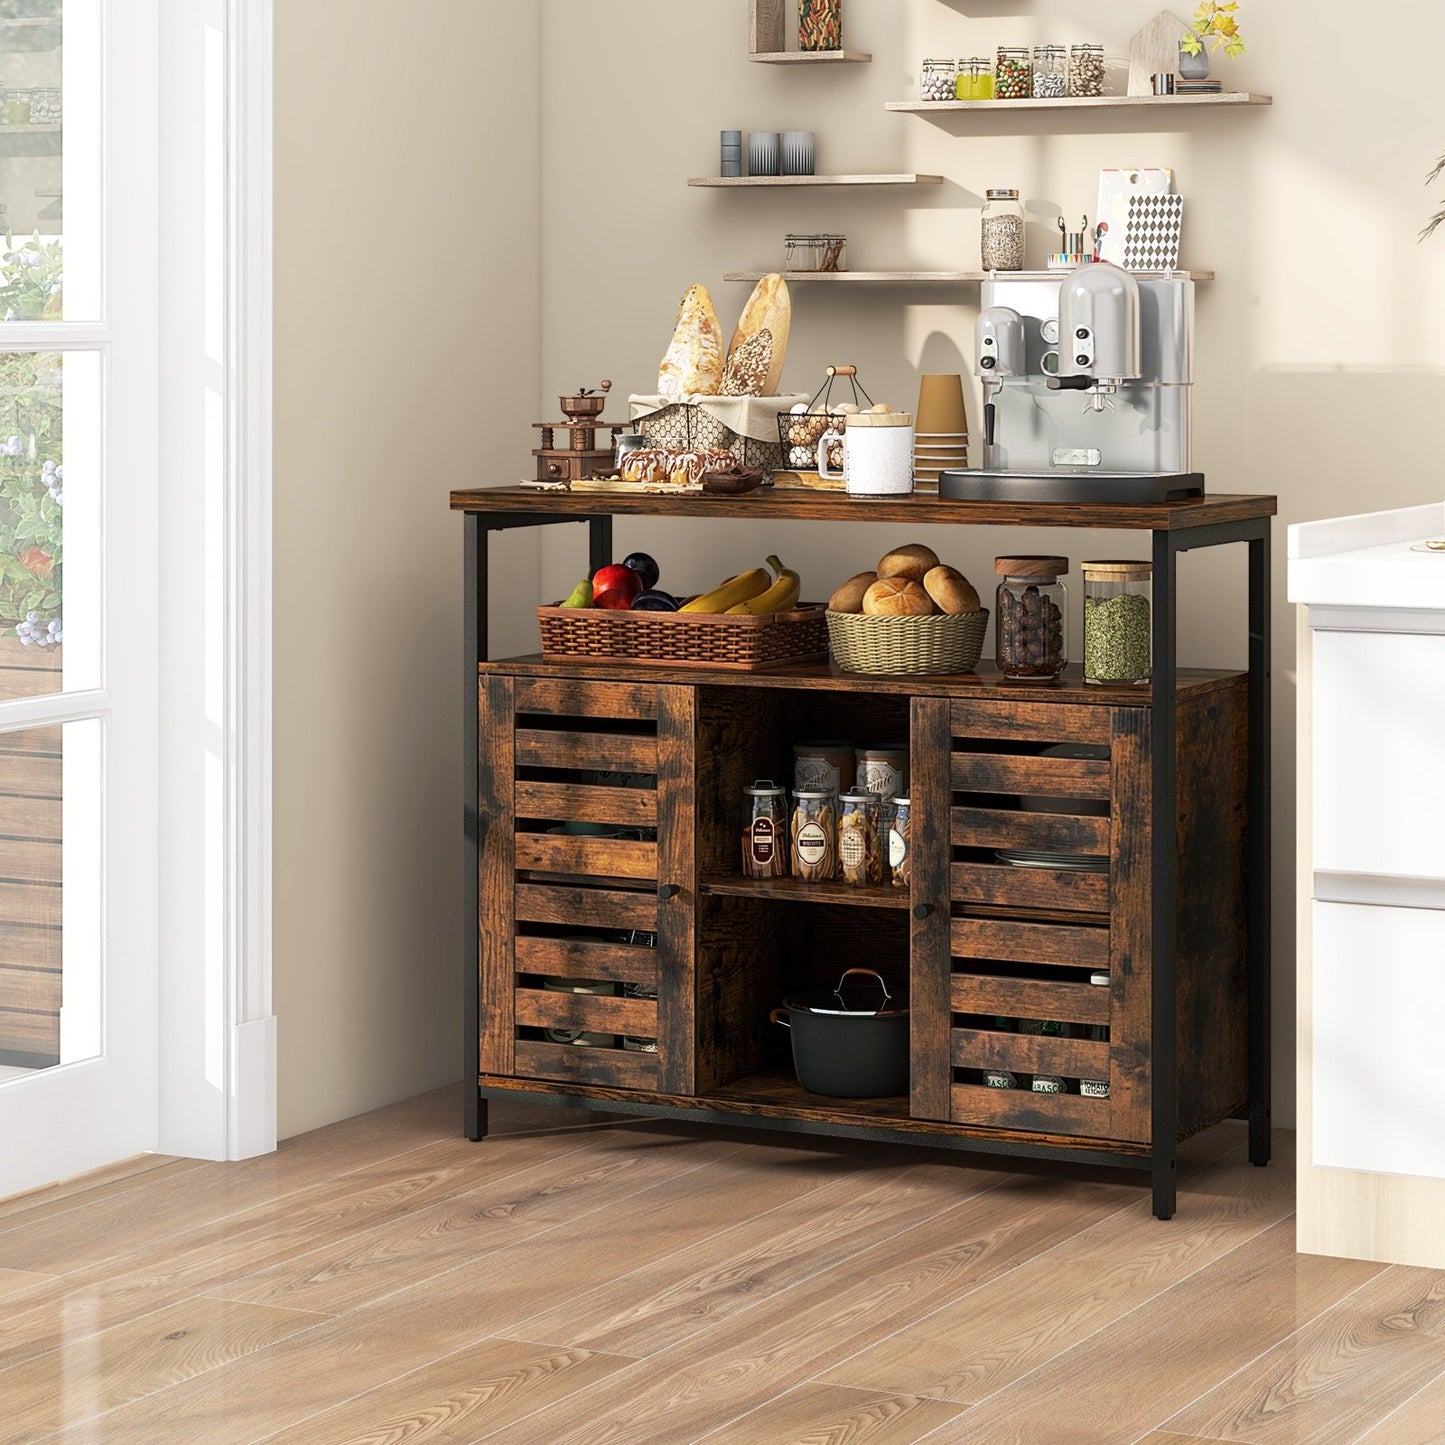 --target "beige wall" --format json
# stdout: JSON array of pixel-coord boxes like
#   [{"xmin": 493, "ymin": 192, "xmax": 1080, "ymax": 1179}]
[
  {"xmin": 538, "ymin": 0, "xmax": 1445, "ymax": 1127},
  {"xmin": 273, "ymin": 1, "xmax": 542, "ymax": 1138}
]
